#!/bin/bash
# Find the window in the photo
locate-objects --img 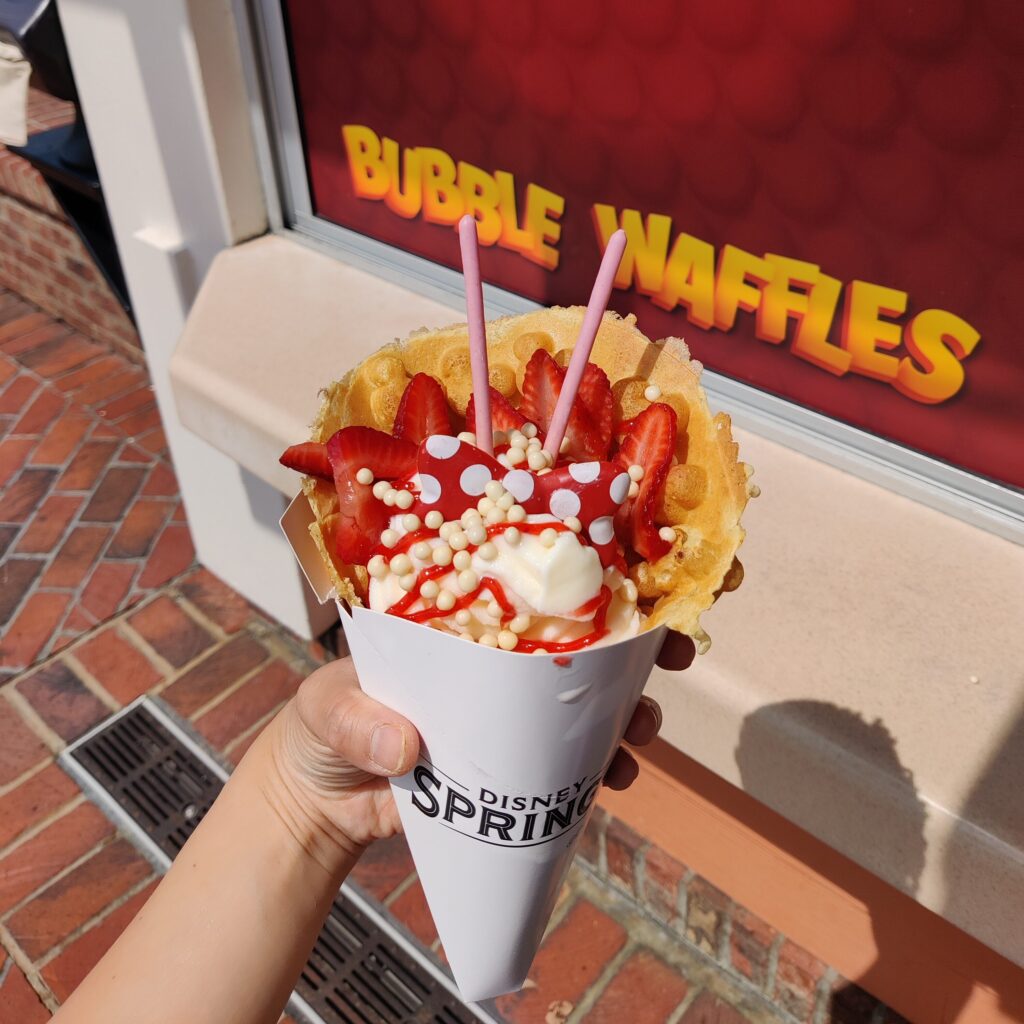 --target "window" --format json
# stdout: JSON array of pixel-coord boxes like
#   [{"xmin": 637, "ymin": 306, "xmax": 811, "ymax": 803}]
[{"xmin": 252, "ymin": 0, "xmax": 1023, "ymax": 539}]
